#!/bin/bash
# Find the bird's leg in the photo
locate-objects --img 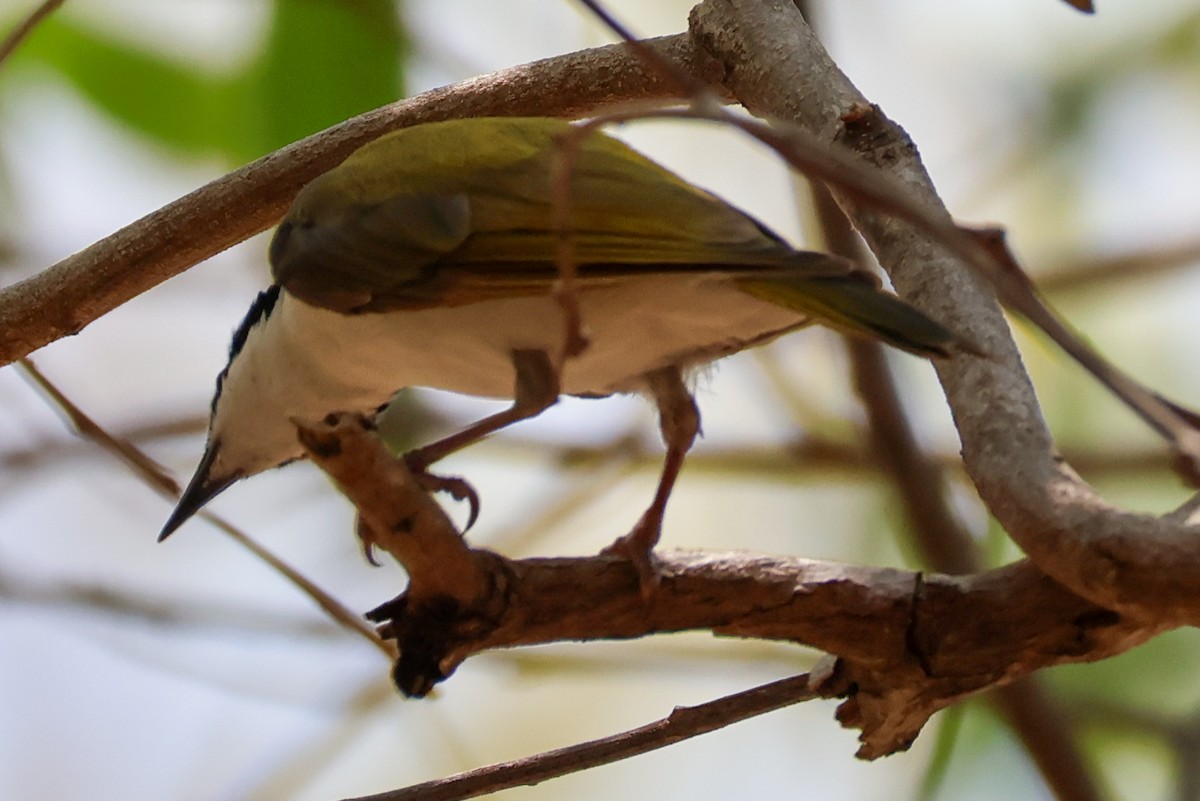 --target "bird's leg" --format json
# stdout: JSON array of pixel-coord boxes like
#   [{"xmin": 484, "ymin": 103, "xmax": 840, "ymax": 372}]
[
  {"xmin": 603, "ymin": 366, "xmax": 700, "ymax": 598},
  {"xmin": 404, "ymin": 349, "xmax": 559, "ymax": 526},
  {"xmin": 406, "ymin": 349, "xmax": 559, "ymax": 468}
]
